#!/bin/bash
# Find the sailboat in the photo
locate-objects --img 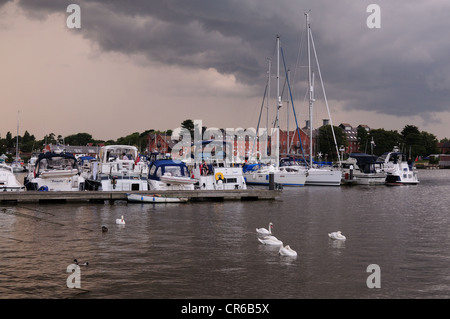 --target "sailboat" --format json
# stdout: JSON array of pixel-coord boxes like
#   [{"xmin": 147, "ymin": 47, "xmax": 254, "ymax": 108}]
[
  {"xmin": 301, "ymin": 12, "xmax": 341, "ymax": 186},
  {"xmin": 11, "ymin": 110, "xmax": 25, "ymax": 173},
  {"xmin": 244, "ymin": 36, "xmax": 307, "ymax": 187}
]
